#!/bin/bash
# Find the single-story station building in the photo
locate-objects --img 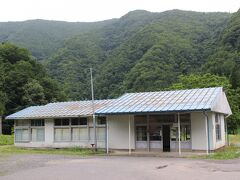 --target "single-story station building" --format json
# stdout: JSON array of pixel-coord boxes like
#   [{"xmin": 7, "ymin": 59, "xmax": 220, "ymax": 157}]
[{"xmin": 6, "ymin": 87, "xmax": 232, "ymax": 154}]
